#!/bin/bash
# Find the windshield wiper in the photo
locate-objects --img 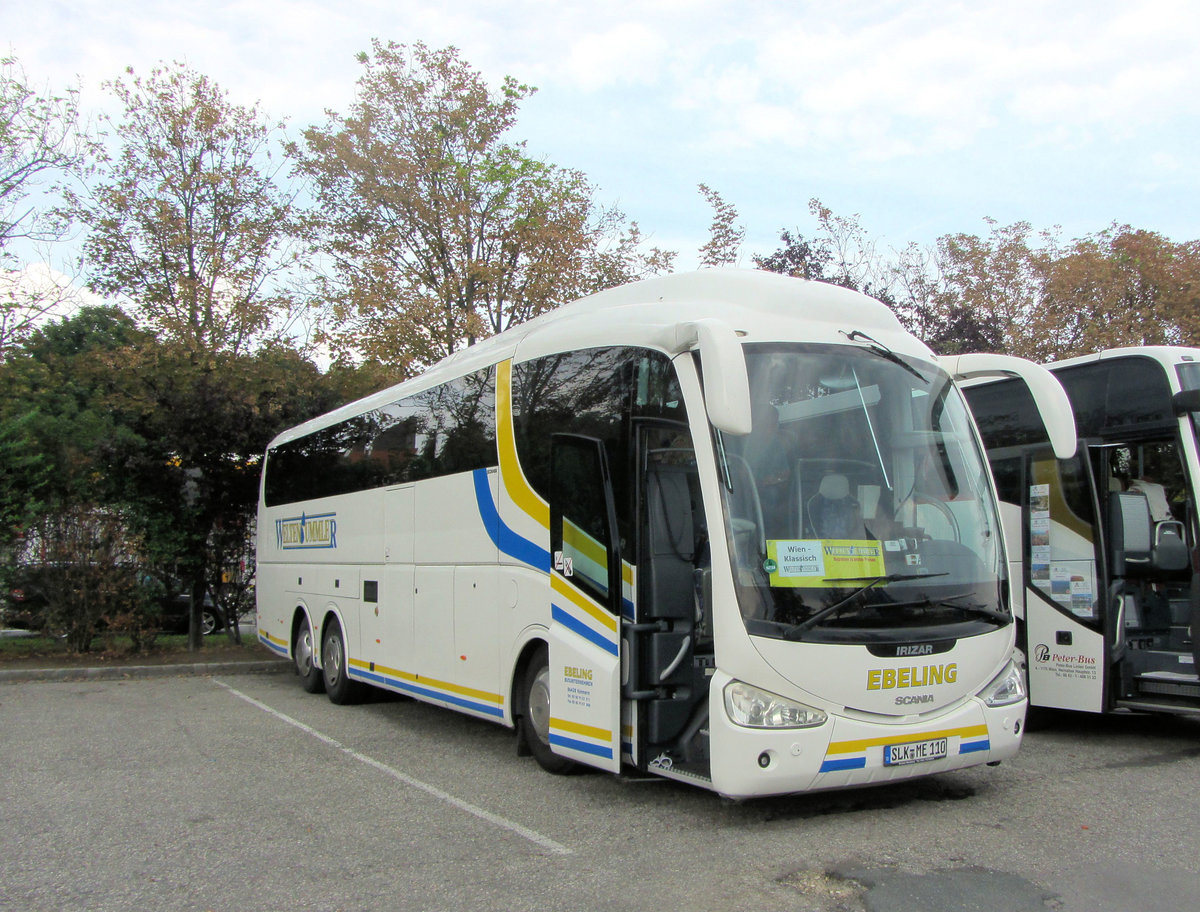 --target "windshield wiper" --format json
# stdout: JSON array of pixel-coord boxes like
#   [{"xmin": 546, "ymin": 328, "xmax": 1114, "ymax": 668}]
[
  {"xmin": 883, "ymin": 591, "xmax": 1010, "ymax": 625},
  {"xmin": 782, "ymin": 571, "xmax": 949, "ymax": 639},
  {"xmin": 940, "ymin": 592, "xmax": 1010, "ymax": 624},
  {"xmin": 841, "ymin": 330, "xmax": 926, "ymax": 383}
]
